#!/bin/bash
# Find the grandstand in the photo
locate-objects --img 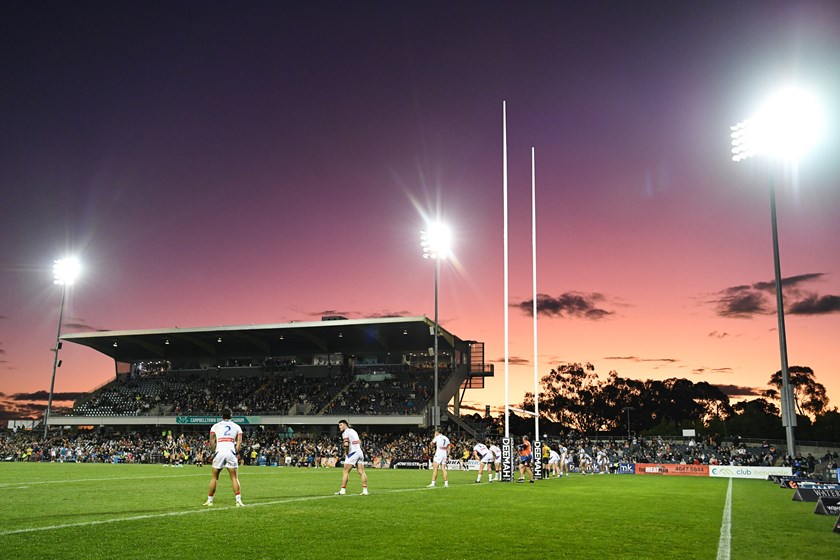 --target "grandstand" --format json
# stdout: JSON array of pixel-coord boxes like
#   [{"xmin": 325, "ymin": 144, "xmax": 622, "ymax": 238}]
[{"xmin": 52, "ymin": 316, "xmax": 493, "ymax": 434}]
